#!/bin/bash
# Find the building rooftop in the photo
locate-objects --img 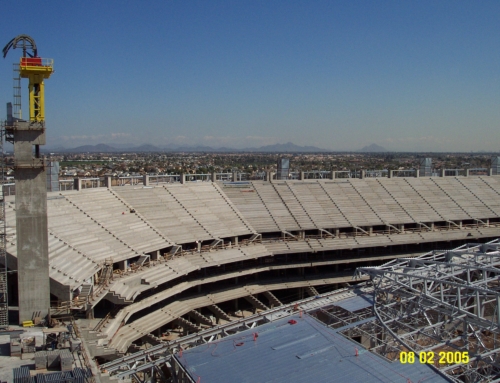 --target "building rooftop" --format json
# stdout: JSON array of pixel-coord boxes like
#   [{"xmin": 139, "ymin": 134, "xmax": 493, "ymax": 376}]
[{"xmin": 175, "ymin": 297, "xmax": 450, "ymax": 383}]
